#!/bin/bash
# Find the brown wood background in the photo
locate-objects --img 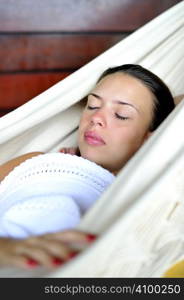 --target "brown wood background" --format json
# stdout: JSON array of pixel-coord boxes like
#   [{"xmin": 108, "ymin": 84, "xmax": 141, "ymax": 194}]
[{"xmin": 0, "ymin": 0, "xmax": 181, "ymax": 116}]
